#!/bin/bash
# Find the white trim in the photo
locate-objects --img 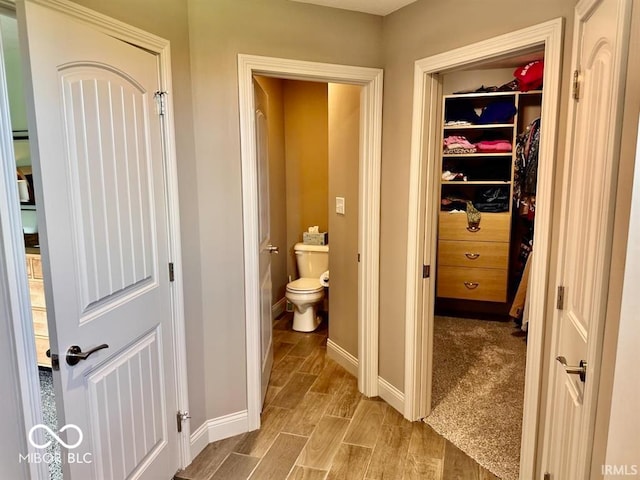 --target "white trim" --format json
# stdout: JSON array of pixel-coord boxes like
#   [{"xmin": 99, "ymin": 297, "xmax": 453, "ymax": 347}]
[
  {"xmin": 1, "ymin": 0, "xmax": 191, "ymax": 474},
  {"xmin": 272, "ymin": 297, "xmax": 286, "ymax": 320},
  {"xmin": 378, "ymin": 377, "xmax": 405, "ymax": 414},
  {"xmin": 237, "ymin": 54, "xmax": 383, "ymax": 431},
  {"xmin": 189, "ymin": 411, "xmax": 250, "ymax": 462},
  {"xmin": 403, "ymin": 18, "xmax": 564, "ymax": 480},
  {"xmin": 326, "ymin": 339, "xmax": 358, "ymax": 377},
  {"xmin": 326, "ymin": 338, "xmax": 405, "ymax": 415}
]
